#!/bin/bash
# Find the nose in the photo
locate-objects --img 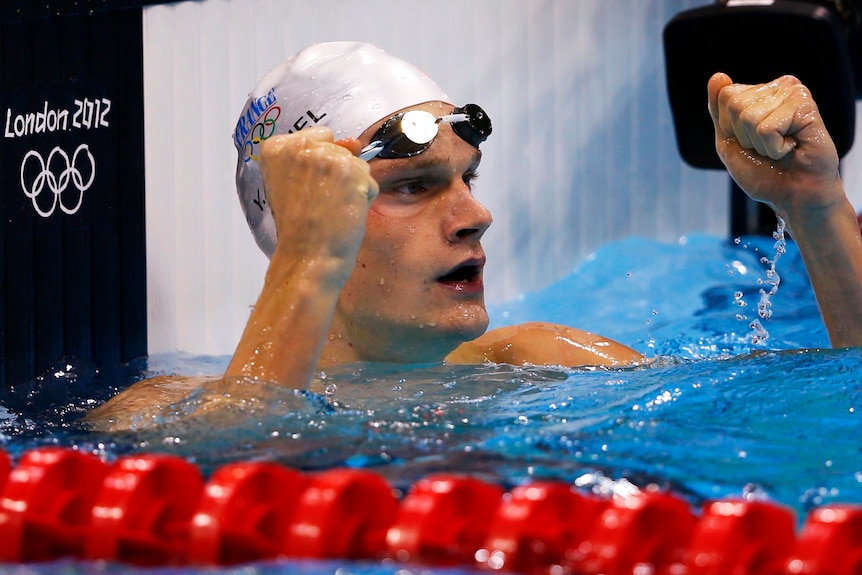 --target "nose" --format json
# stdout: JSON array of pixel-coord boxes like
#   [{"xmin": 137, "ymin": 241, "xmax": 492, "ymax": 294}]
[{"xmin": 445, "ymin": 184, "xmax": 493, "ymax": 243}]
